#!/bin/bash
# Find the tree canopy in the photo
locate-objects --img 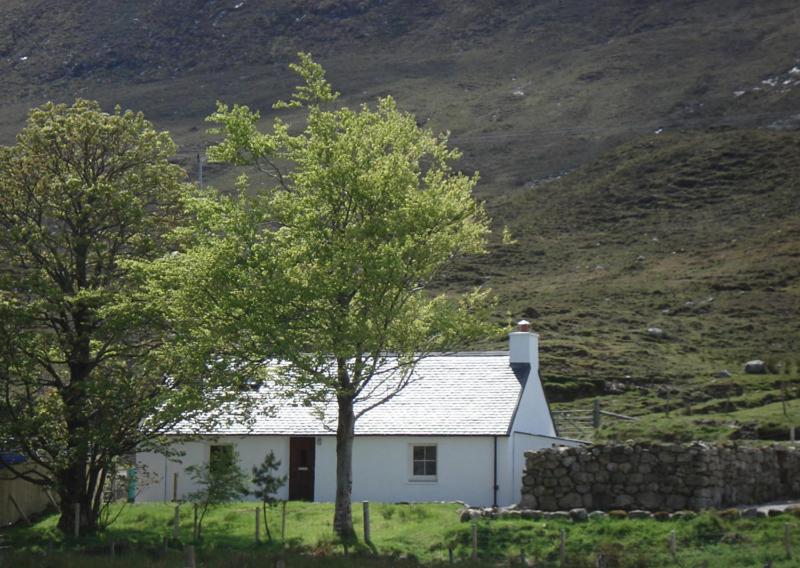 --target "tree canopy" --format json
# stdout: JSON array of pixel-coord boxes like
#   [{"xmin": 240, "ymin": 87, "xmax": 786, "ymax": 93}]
[
  {"xmin": 146, "ymin": 53, "xmax": 495, "ymax": 537},
  {"xmin": 0, "ymin": 99, "xmax": 244, "ymax": 535}
]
